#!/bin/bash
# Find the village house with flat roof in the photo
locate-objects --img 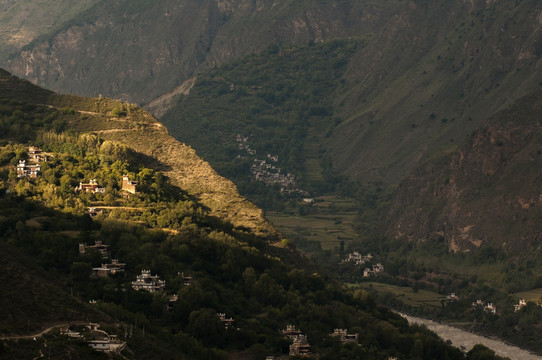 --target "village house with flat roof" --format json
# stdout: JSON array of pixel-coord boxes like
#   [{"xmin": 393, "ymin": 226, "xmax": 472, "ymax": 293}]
[
  {"xmin": 217, "ymin": 313, "xmax": 235, "ymax": 329},
  {"xmin": 363, "ymin": 263, "xmax": 384, "ymax": 278},
  {"xmin": 92, "ymin": 259, "xmax": 126, "ymax": 278},
  {"xmin": 282, "ymin": 324, "xmax": 302, "ymax": 339},
  {"xmin": 75, "ymin": 179, "xmax": 105, "ymax": 193},
  {"xmin": 282, "ymin": 325, "xmax": 311, "ymax": 357},
  {"xmin": 330, "ymin": 328, "xmax": 359, "ymax": 344},
  {"xmin": 289, "ymin": 334, "xmax": 311, "ymax": 356},
  {"xmin": 61, "ymin": 323, "xmax": 125, "ymax": 353},
  {"xmin": 17, "ymin": 160, "xmax": 40, "ymax": 178},
  {"xmin": 79, "ymin": 240, "xmax": 110, "ymax": 259},
  {"xmin": 180, "ymin": 272, "xmax": 192, "ymax": 286},
  {"xmin": 132, "ymin": 270, "xmax": 165, "ymax": 292},
  {"xmin": 28, "ymin": 146, "xmax": 50, "ymax": 163},
  {"xmin": 446, "ymin": 293, "xmax": 459, "ymax": 301},
  {"xmin": 484, "ymin": 303, "xmax": 497, "ymax": 314},
  {"xmin": 514, "ymin": 299, "xmax": 527, "ymax": 312}
]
